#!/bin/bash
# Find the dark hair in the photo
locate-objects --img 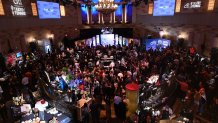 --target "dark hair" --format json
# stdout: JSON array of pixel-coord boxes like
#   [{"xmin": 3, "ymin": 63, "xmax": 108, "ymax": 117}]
[{"xmin": 84, "ymin": 103, "xmax": 88, "ymax": 107}]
